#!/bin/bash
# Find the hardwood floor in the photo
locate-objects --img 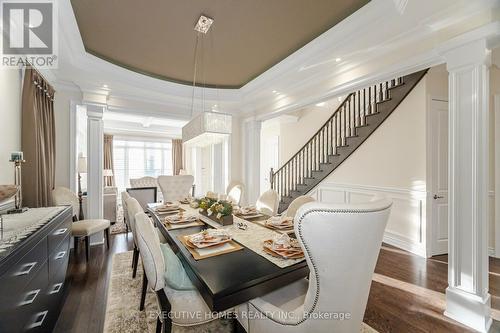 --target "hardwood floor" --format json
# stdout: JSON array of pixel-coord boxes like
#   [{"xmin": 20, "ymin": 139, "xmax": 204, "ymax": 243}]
[{"xmin": 54, "ymin": 234, "xmax": 500, "ymax": 333}]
